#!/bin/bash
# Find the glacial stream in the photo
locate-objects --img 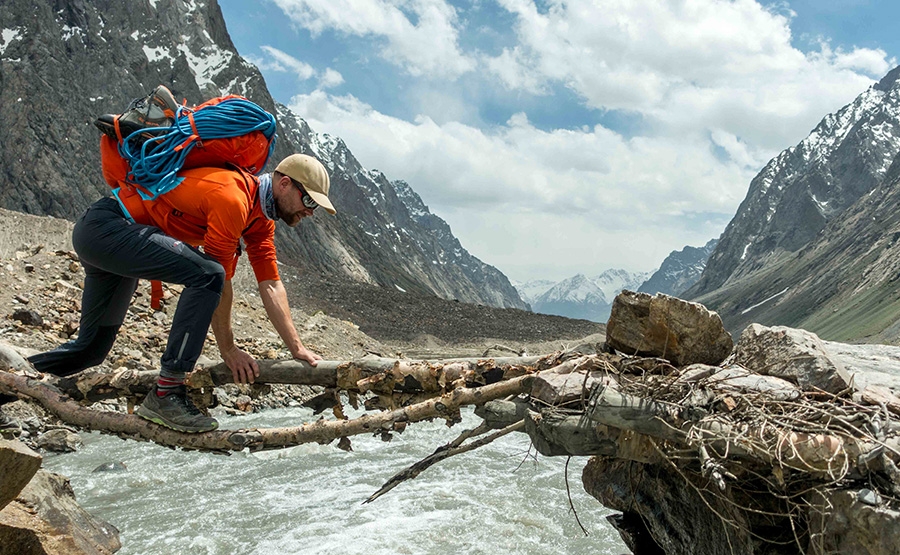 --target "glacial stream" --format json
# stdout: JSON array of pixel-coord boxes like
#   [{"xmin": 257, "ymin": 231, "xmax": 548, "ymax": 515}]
[{"xmin": 42, "ymin": 407, "xmax": 627, "ymax": 554}]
